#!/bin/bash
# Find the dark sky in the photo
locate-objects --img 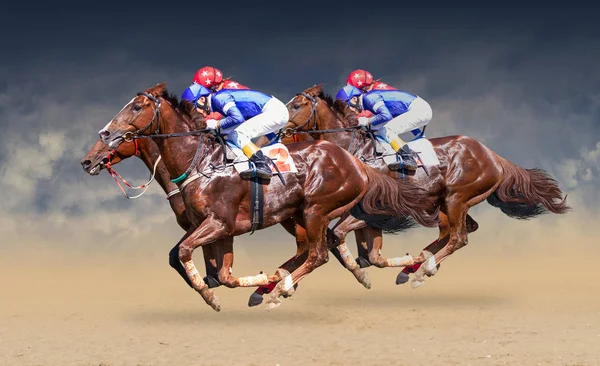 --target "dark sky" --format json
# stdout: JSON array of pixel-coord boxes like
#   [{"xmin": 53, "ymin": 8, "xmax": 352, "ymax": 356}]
[{"xmin": 0, "ymin": 4, "xmax": 598, "ymax": 246}]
